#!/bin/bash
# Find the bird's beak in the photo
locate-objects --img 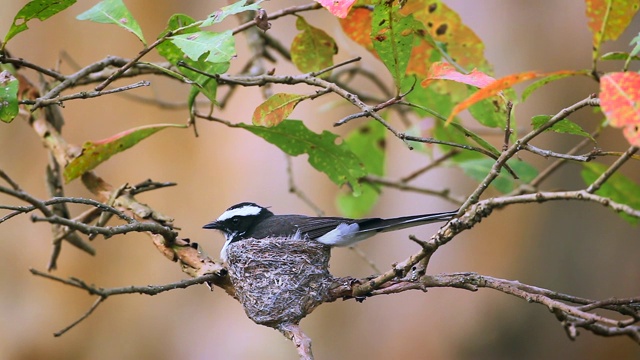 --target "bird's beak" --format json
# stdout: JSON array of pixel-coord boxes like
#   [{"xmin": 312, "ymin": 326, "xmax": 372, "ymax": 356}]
[{"xmin": 202, "ymin": 221, "xmax": 220, "ymax": 230}]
